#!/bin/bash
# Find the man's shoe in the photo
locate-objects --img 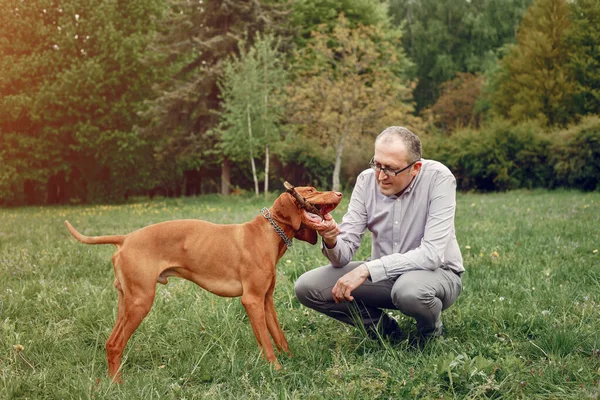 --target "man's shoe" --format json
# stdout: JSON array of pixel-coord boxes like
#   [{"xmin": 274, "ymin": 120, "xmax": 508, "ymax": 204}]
[
  {"xmin": 408, "ymin": 326, "xmax": 444, "ymax": 349},
  {"xmin": 365, "ymin": 314, "xmax": 407, "ymax": 343}
]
